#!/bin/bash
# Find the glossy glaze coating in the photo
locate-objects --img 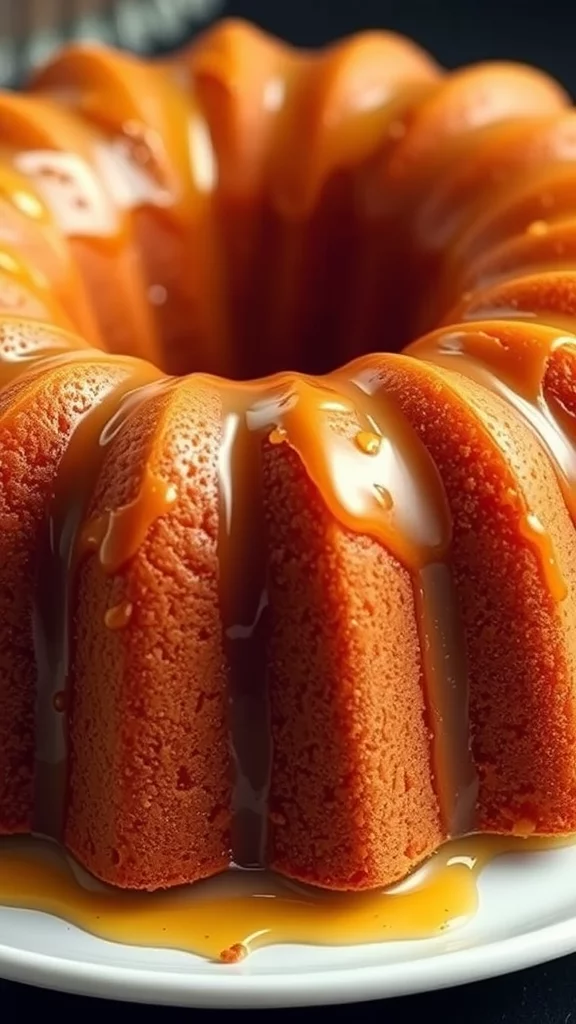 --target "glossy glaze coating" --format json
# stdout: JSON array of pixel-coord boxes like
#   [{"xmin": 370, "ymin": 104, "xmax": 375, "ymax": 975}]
[{"xmin": 1, "ymin": 20, "xmax": 576, "ymax": 905}]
